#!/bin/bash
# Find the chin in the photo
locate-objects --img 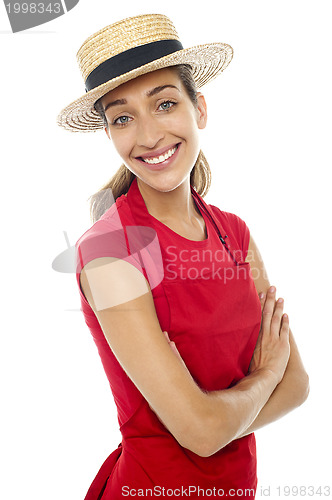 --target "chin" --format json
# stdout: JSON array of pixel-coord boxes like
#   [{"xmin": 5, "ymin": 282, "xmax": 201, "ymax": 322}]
[{"xmin": 137, "ymin": 173, "xmax": 190, "ymax": 194}]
